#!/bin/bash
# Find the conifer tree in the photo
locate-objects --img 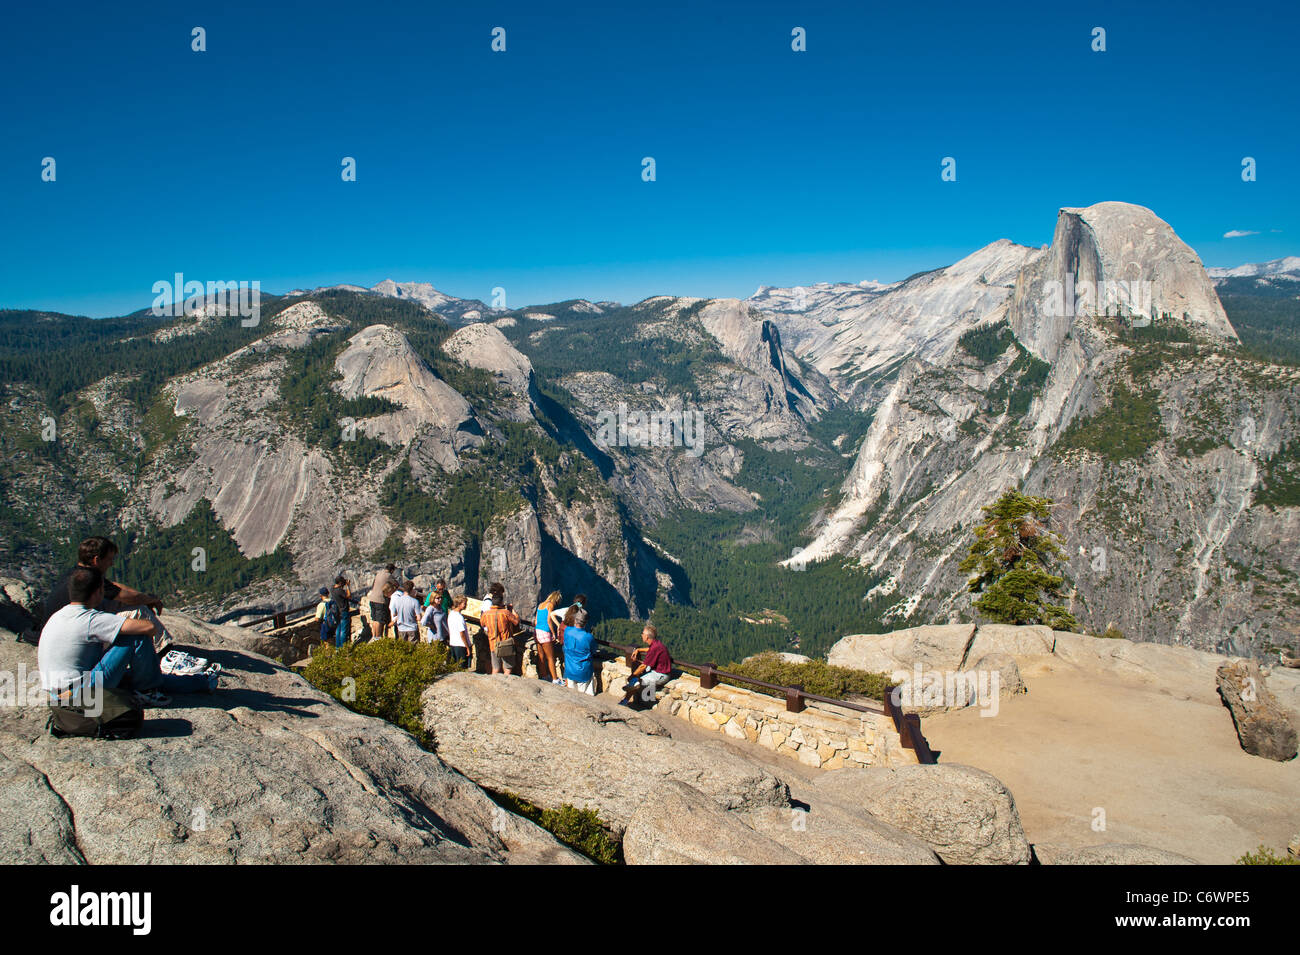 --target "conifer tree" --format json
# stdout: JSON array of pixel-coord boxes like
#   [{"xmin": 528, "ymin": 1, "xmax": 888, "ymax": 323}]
[{"xmin": 958, "ymin": 489, "xmax": 1078, "ymax": 630}]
